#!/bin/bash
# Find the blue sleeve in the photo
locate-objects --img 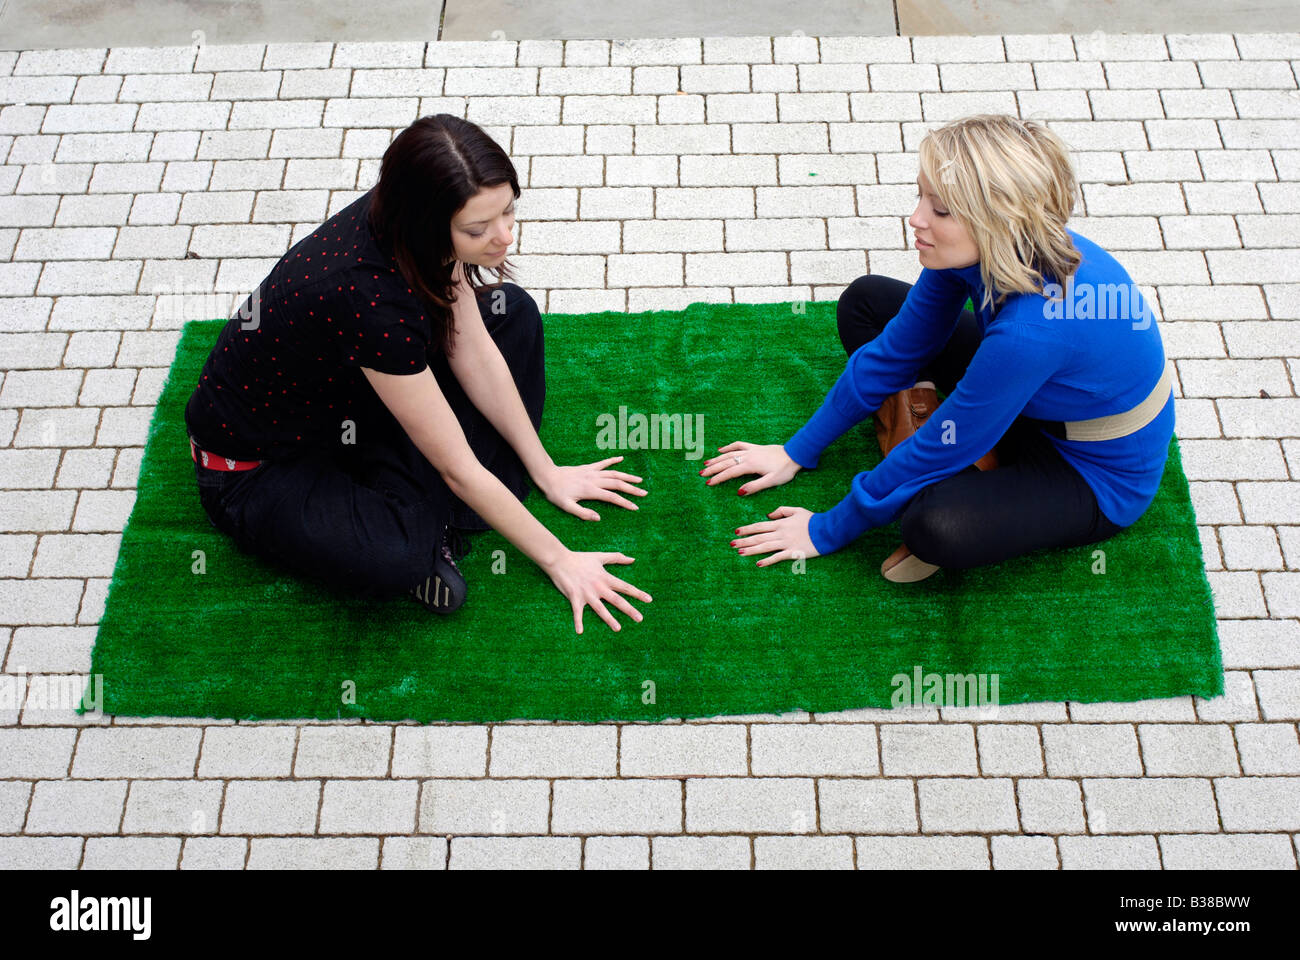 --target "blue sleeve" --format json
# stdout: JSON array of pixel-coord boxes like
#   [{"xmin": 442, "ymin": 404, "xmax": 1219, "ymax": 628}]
[
  {"xmin": 806, "ymin": 320, "xmax": 1065, "ymax": 556},
  {"xmin": 783, "ymin": 268, "xmax": 969, "ymax": 470}
]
